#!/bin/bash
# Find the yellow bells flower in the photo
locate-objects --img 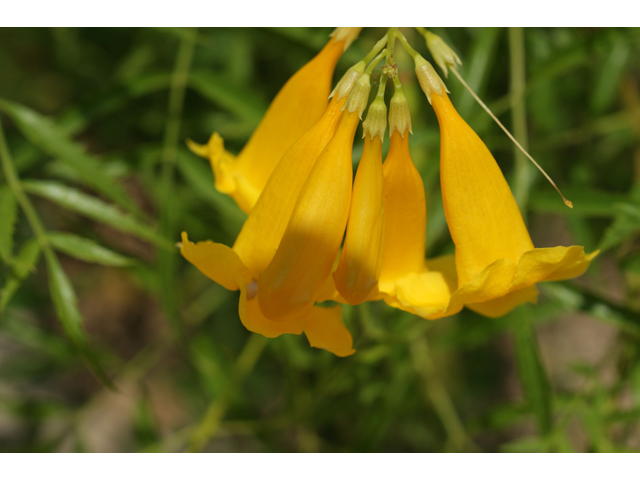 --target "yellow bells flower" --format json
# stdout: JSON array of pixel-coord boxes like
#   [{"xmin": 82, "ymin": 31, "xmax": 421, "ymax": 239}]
[
  {"xmin": 332, "ymin": 83, "xmax": 387, "ymax": 305},
  {"xmin": 333, "ymin": 120, "xmax": 385, "ymax": 304},
  {"xmin": 374, "ymin": 91, "xmax": 459, "ymax": 320},
  {"xmin": 257, "ymin": 73, "xmax": 371, "ymax": 322},
  {"xmin": 187, "ymin": 27, "xmax": 362, "ymax": 214},
  {"xmin": 430, "ymin": 89, "xmax": 598, "ymax": 318},
  {"xmin": 180, "ymin": 67, "xmax": 367, "ymax": 357}
]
